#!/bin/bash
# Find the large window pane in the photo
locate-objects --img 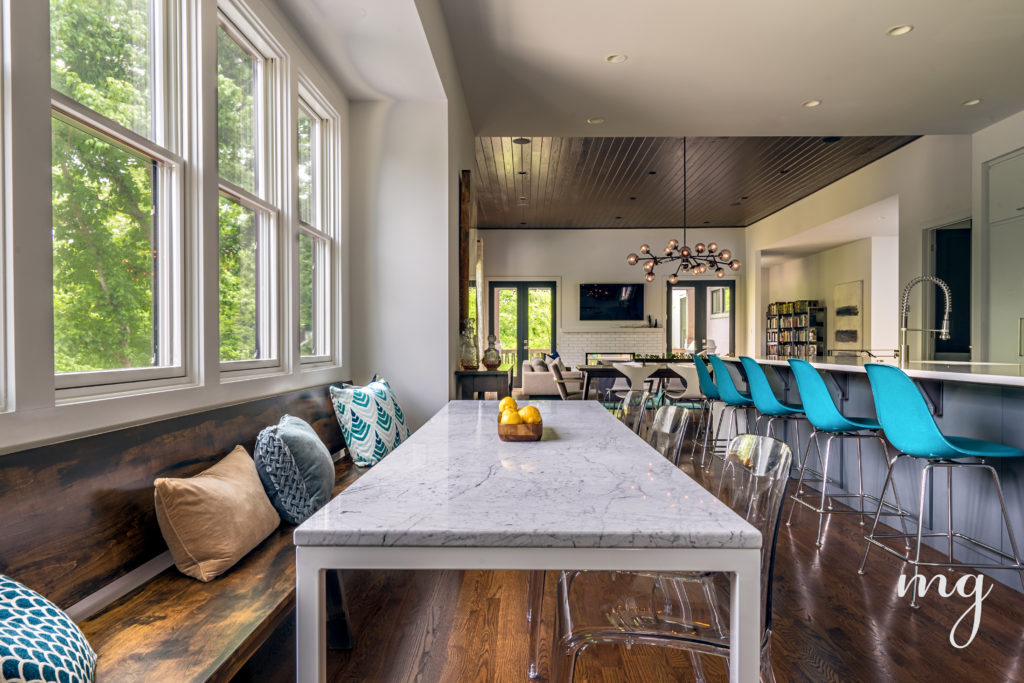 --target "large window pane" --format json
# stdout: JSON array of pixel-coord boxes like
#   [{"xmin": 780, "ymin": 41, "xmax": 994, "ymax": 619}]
[
  {"xmin": 51, "ymin": 0, "xmax": 153, "ymax": 139},
  {"xmin": 297, "ymin": 108, "xmax": 314, "ymax": 225},
  {"xmin": 298, "ymin": 233, "xmax": 315, "ymax": 356},
  {"xmin": 217, "ymin": 26, "xmax": 257, "ymax": 193},
  {"xmin": 219, "ymin": 195, "xmax": 258, "ymax": 361},
  {"xmin": 52, "ymin": 116, "xmax": 157, "ymax": 372}
]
